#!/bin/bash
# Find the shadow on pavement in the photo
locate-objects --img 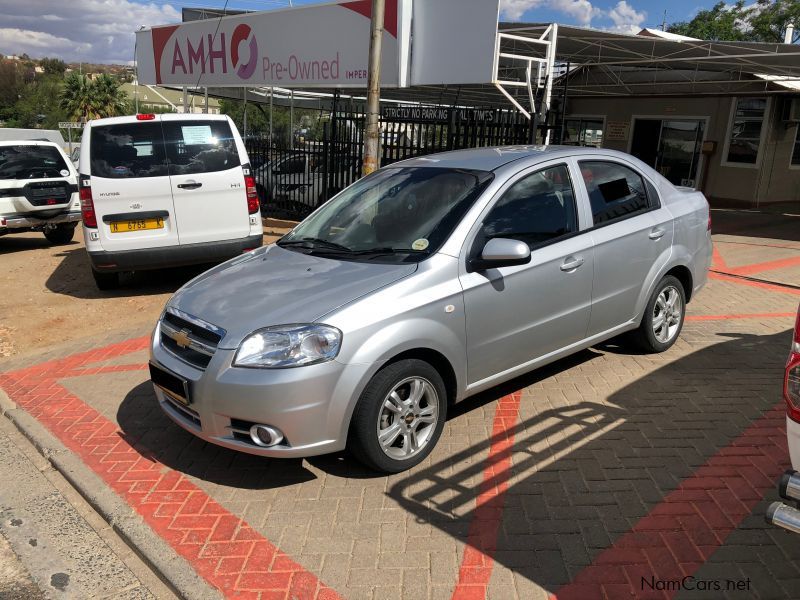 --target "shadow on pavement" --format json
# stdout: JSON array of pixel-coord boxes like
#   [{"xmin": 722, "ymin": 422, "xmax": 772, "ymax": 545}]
[
  {"xmin": 45, "ymin": 247, "xmax": 211, "ymax": 300},
  {"xmin": 711, "ymin": 209, "xmax": 800, "ymax": 244},
  {"xmin": 114, "ymin": 328, "xmax": 794, "ymax": 595},
  {"xmin": 0, "ymin": 235, "xmax": 77, "ymax": 256}
]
